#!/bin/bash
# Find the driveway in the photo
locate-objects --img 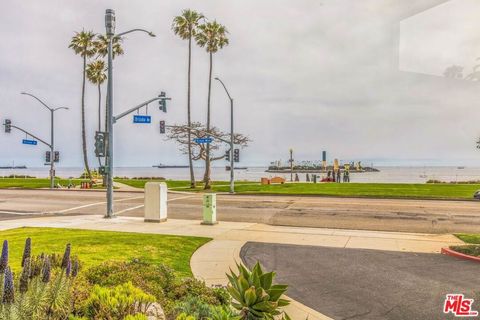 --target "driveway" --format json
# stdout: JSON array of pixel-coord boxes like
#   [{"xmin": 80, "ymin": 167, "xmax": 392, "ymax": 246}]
[{"xmin": 241, "ymin": 242, "xmax": 480, "ymax": 320}]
